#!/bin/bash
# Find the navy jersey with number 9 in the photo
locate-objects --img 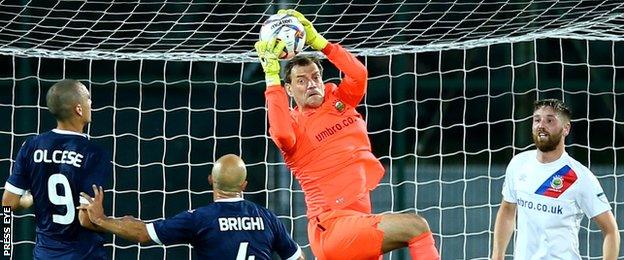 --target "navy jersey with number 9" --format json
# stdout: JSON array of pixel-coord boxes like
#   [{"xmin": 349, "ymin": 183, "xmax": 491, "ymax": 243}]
[
  {"xmin": 4, "ymin": 129, "xmax": 110, "ymax": 259},
  {"xmin": 146, "ymin": 198, "xmax": 302, "ymax": 260}
]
